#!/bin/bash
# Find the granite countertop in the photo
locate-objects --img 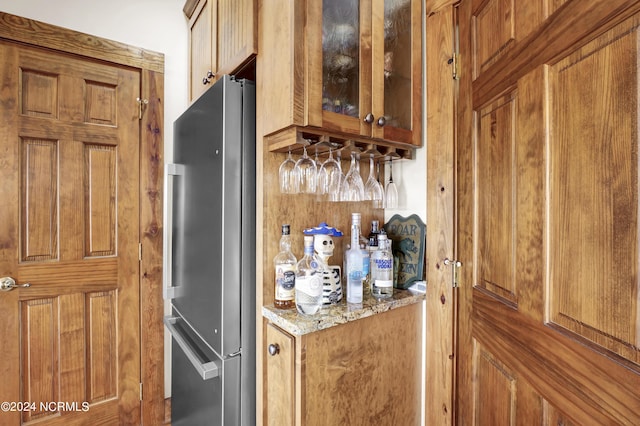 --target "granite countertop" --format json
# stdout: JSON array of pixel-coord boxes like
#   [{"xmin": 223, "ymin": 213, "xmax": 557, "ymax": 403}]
[{"xmin": 262, "ymin": 288, "xmax": 425, "ymax": 336}]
